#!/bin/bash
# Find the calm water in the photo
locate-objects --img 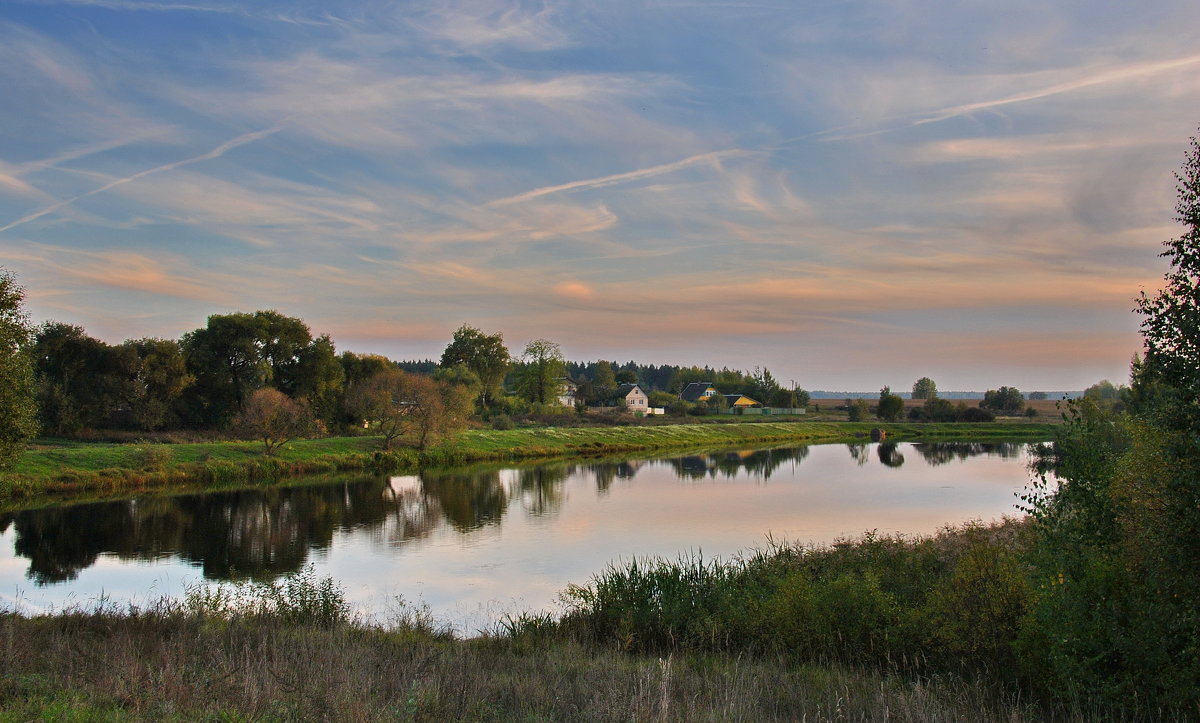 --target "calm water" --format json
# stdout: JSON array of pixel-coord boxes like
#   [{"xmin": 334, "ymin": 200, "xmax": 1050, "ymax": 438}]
[{"xmin": 1, "ymin": 441, "xmax": 1035, "ymax": 630}]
